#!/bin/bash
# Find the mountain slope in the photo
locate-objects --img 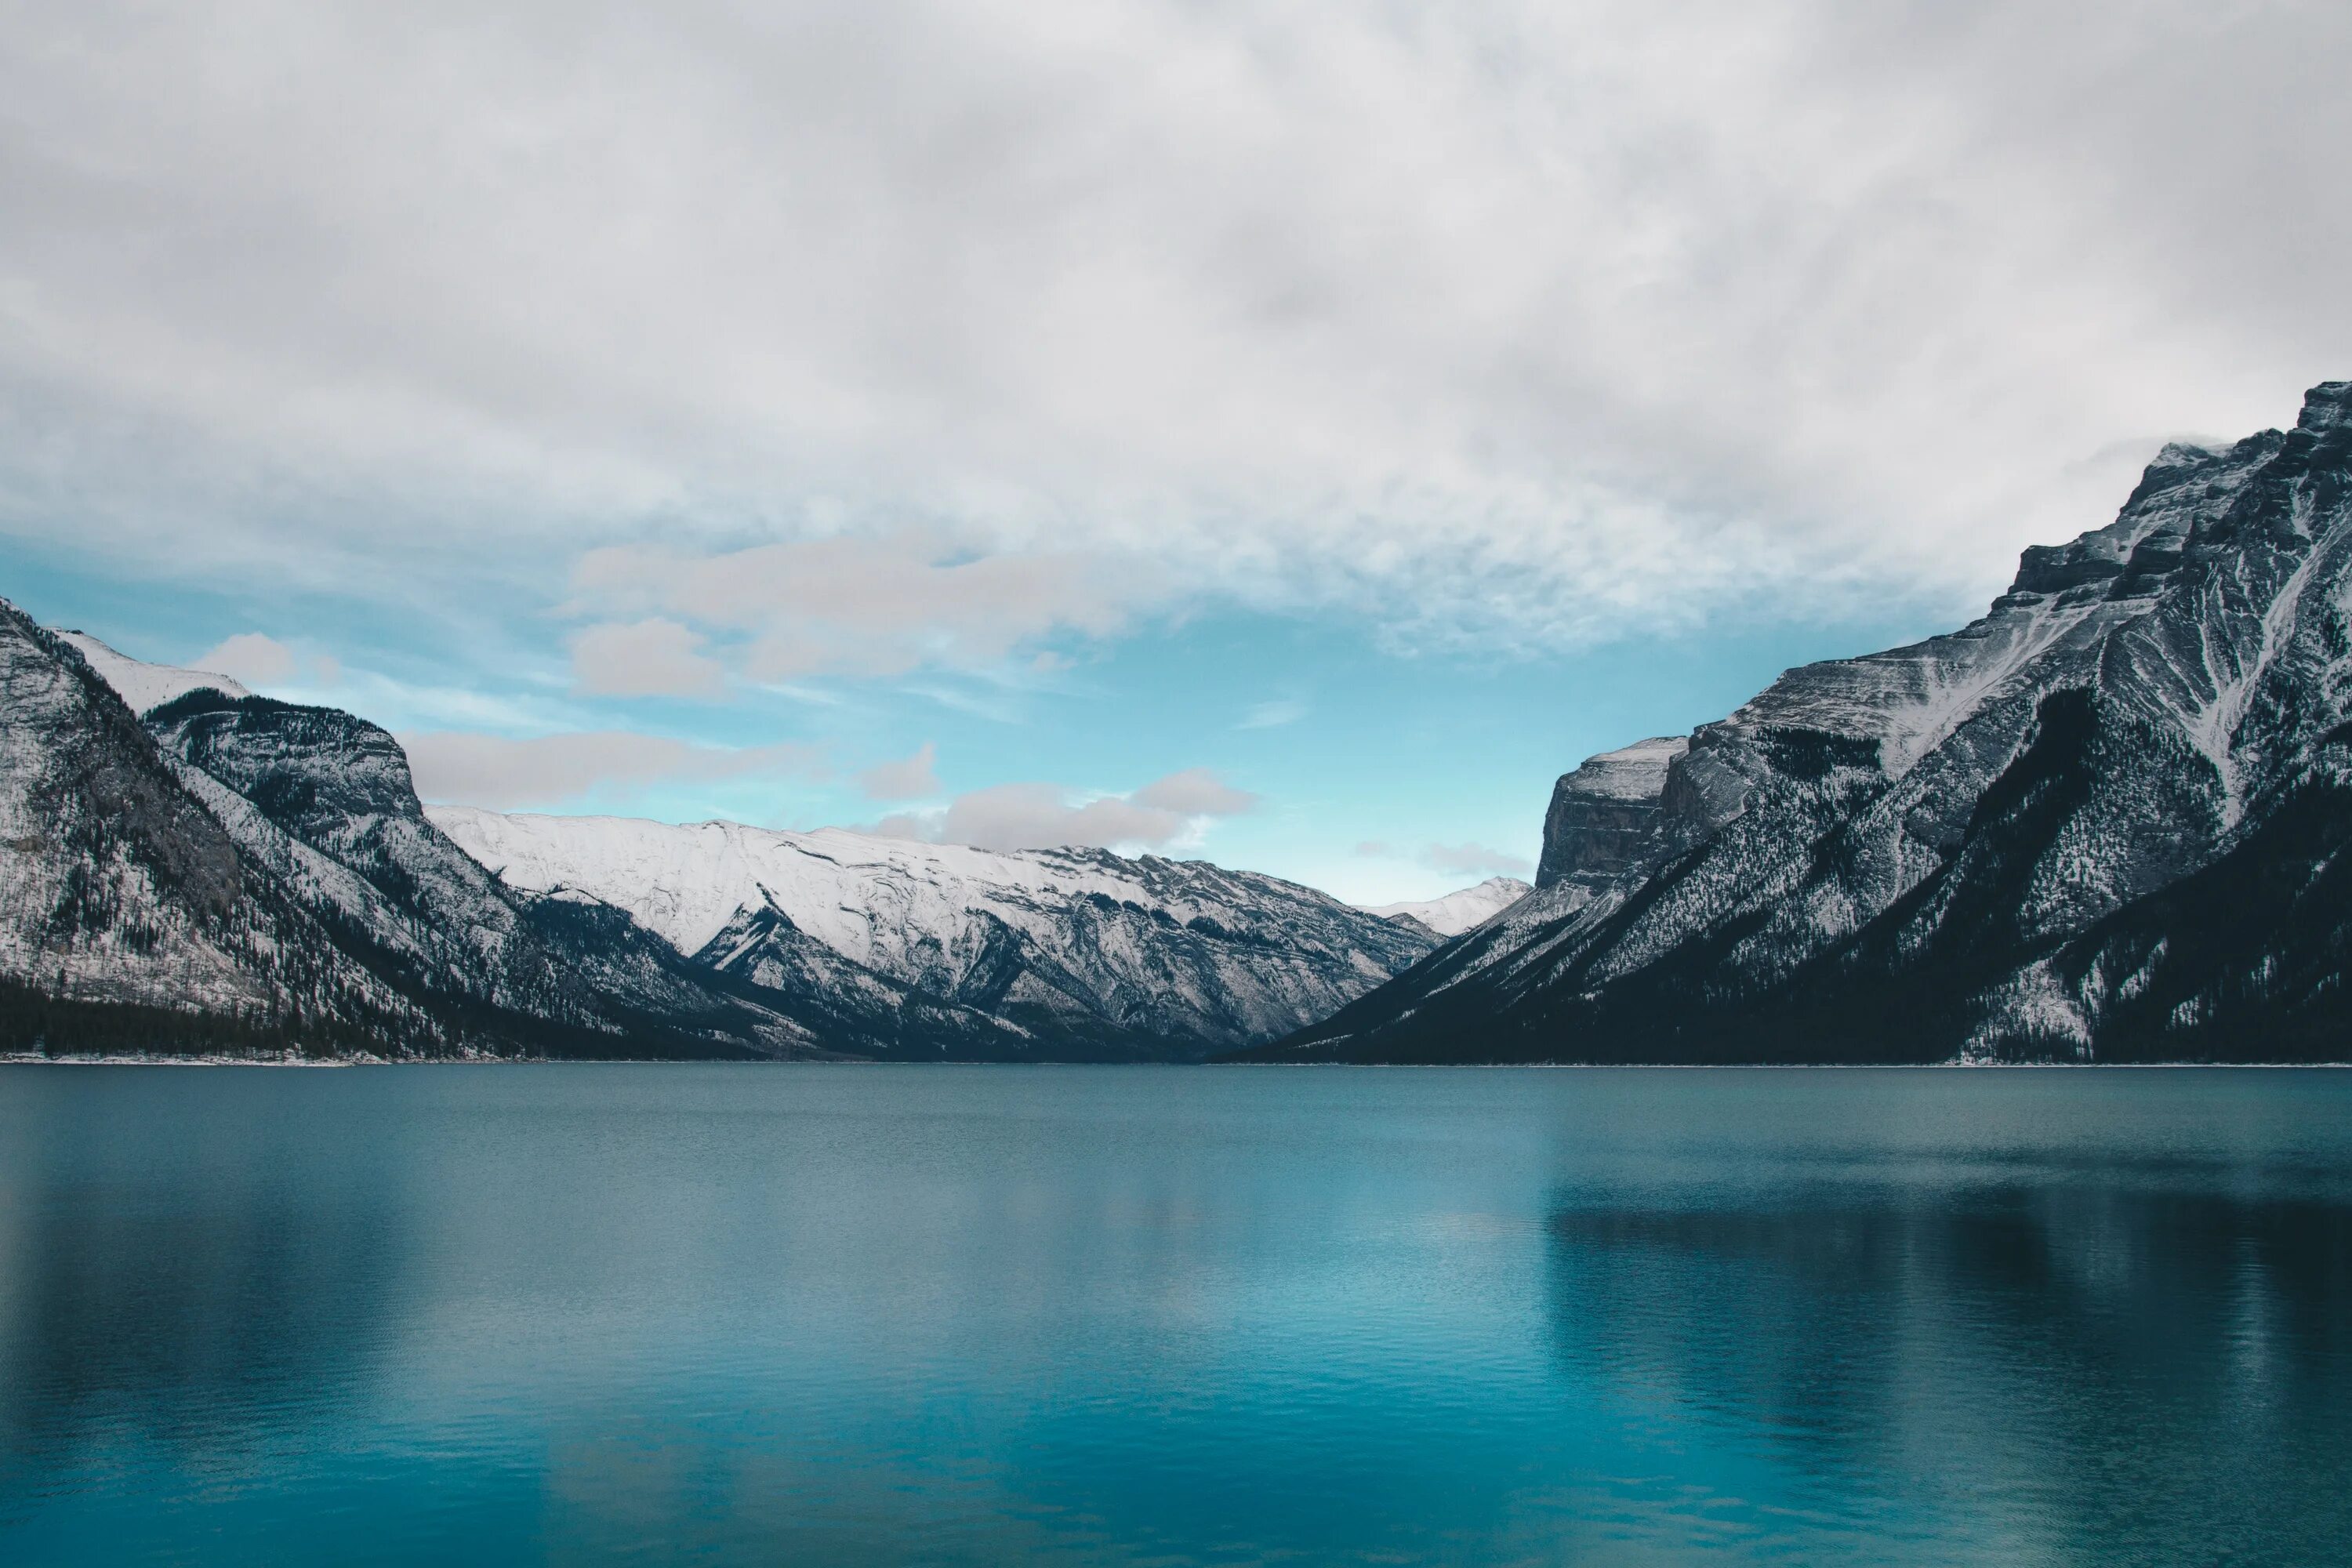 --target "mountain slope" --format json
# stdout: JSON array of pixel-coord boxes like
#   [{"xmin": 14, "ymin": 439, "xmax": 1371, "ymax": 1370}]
[
  {"xmin": 1250, "ymin": 381, "xmax": 2352, "ymax": 1064},
  {"xmin": 20, "ymin": 630, "xmax": 1428, "ymax": 1059},
  {"xmin": 27, "ymin": 633, "xmax": 982, "ymax": 1058},
  {"xmin": 430, "ymin": 806, "xmax": 1436, "ymax": 1058},
  {"xmin": 1366, "ymin": 877, "xmax": 1530, "ymax": 937},
  {"xmin": 0, "ymin": 605, "xmax": 455, "ymax": 1055}
]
